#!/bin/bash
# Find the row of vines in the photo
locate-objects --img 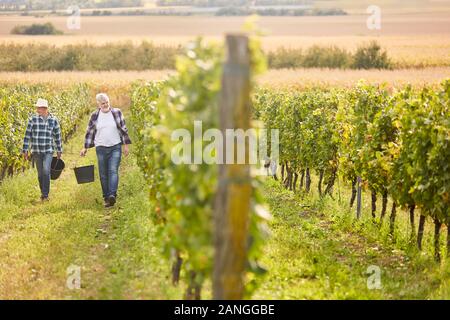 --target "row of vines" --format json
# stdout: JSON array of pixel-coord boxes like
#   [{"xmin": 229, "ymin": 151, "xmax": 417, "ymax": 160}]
[
  {"xmin": 0, "ymin": 83, "xmax": 91, "ymax": 180},
  {"xmin": 253, "ymin": 80, "xmax": 450, "ymax": 261},
  {"xmin": 130, "ymin": 38, "xmax": 270, "ymax": 299}
]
